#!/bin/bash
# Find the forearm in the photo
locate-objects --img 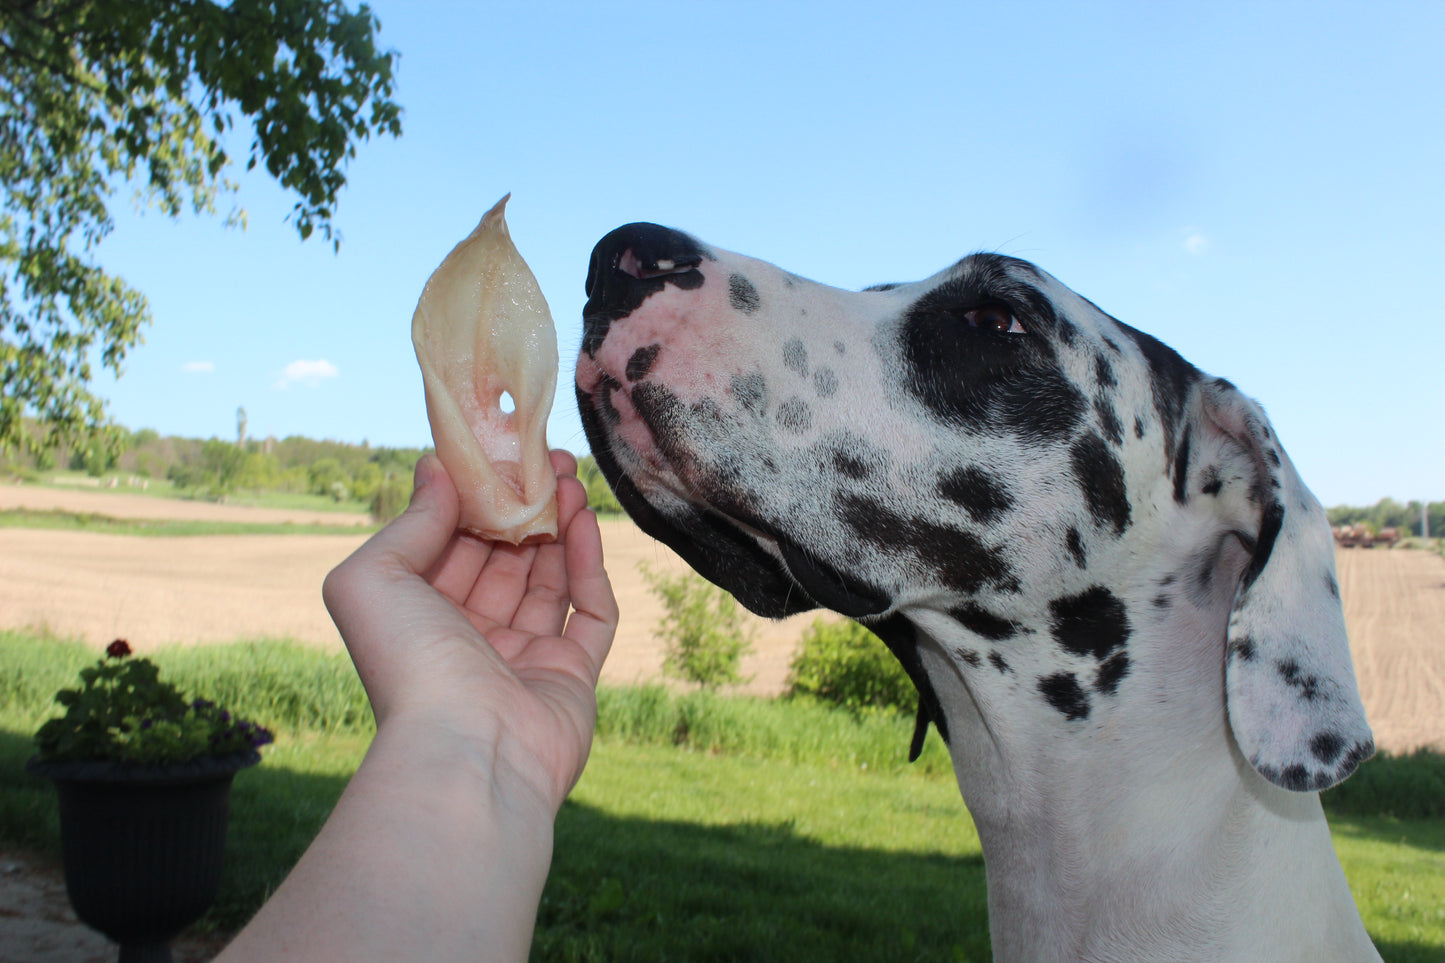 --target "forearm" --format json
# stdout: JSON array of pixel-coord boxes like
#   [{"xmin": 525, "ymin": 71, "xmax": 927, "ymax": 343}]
[{"xmin": 218, "ymin": 721, "xmax": 556, "ymax": 963}]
